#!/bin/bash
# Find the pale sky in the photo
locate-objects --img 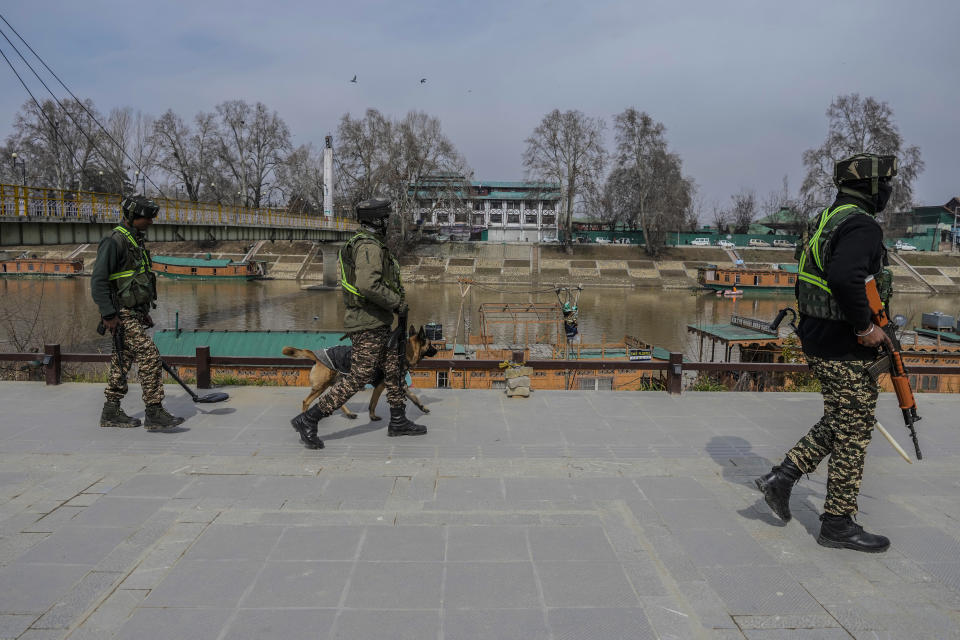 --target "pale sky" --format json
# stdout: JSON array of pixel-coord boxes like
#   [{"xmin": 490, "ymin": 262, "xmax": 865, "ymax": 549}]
[{"xmin": 1, "ymin": 0, "xmax": 958, "ymax": 213}]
